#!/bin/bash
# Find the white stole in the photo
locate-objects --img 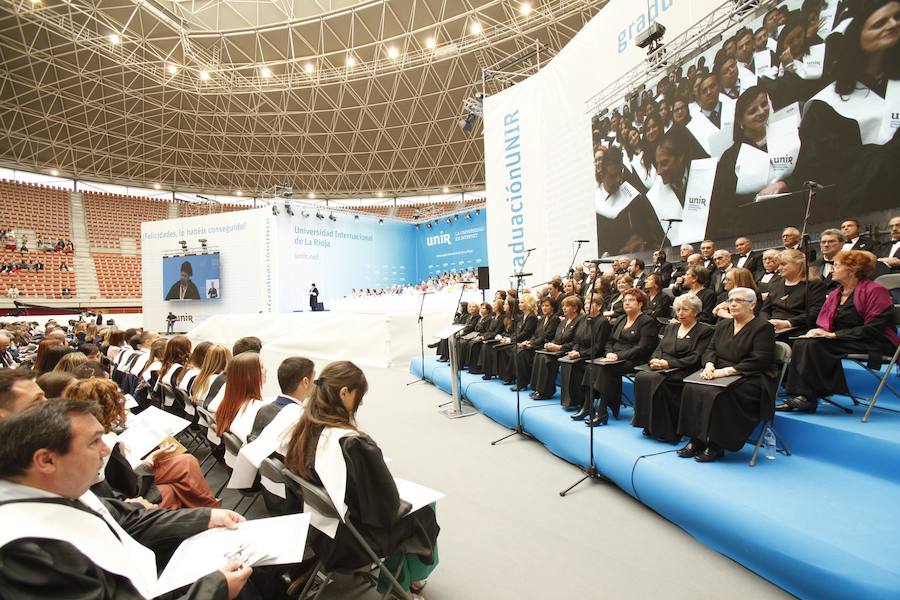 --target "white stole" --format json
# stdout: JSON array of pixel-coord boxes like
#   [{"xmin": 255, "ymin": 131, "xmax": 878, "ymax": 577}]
[
  {"xmin": 646, "ymin": 177, "xmax": 683, "ymax": 242},
  {"xmin": 809, "ymin": 80, "xmax": 900, "ymax": 145},
  {"xmin": 228, "ymin": 402, "xmax": 303, "ymax": 497},
  {"xmin": 311, "ymin": 427, "xmax": 358, "ymax": 539},
  {"xmin": 594, "ymin": 180, "xmax": 640, "ymax": 220}
]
